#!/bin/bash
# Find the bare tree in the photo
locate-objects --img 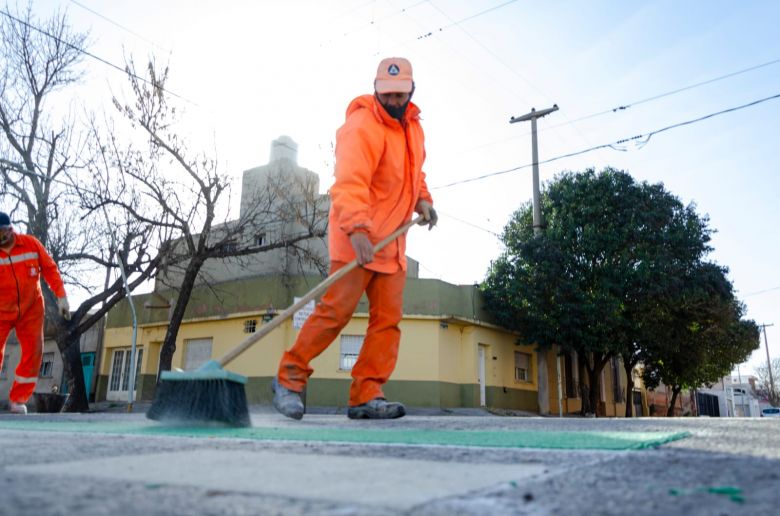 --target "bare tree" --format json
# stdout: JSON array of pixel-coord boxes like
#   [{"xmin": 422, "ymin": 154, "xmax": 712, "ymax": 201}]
[
  {"xmin": 111, "ymin": 58, "xmax": 328, "ymax": 374},
  {"xmin": 755, "ymin": 358, "xmax": 780, "ymax": 407},
  {"xmin": 0, "ymin": 5, "xmax": 167, "ymax": 411}
]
